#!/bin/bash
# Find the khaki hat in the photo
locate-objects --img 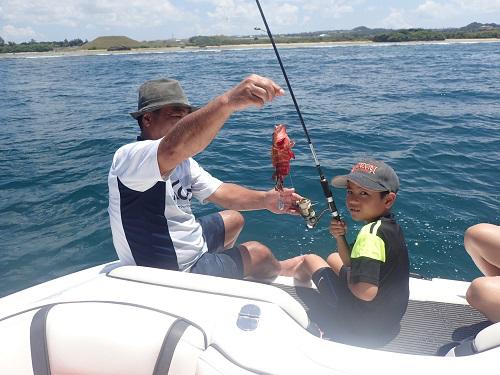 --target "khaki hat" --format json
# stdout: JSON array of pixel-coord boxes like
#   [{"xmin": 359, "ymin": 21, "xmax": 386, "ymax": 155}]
[
  {"xmin": 332, "ymin": 160, "xmax": 400, "ymax": 193},
  {"xmin": 130, "ymin": 78, "xmax": 196, "ymax": 119}
]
